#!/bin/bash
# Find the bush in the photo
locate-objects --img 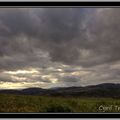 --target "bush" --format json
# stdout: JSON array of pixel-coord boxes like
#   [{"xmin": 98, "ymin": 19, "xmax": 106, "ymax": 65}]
[{"xmin": 45, "ymin": 104, "xmax": 73, "ymax": 112}]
